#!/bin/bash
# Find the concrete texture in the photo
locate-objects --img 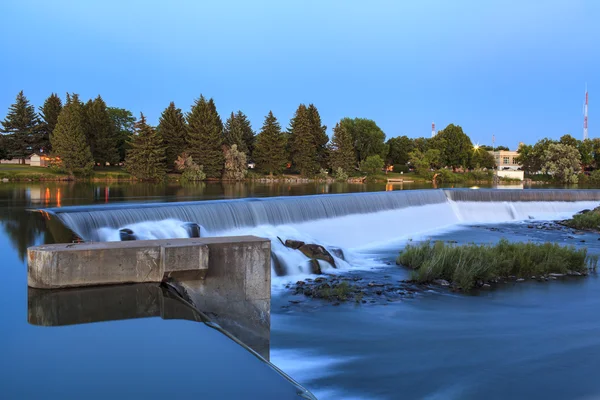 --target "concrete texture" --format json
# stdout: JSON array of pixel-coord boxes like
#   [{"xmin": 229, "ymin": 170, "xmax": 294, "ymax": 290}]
[
  {"xmin": 176, "ymin": 237, "xmax": 272, "ymax": 359},
  {"xmin": 28, "ymin": 236, "xmax": 266, "ymax": 289}
]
